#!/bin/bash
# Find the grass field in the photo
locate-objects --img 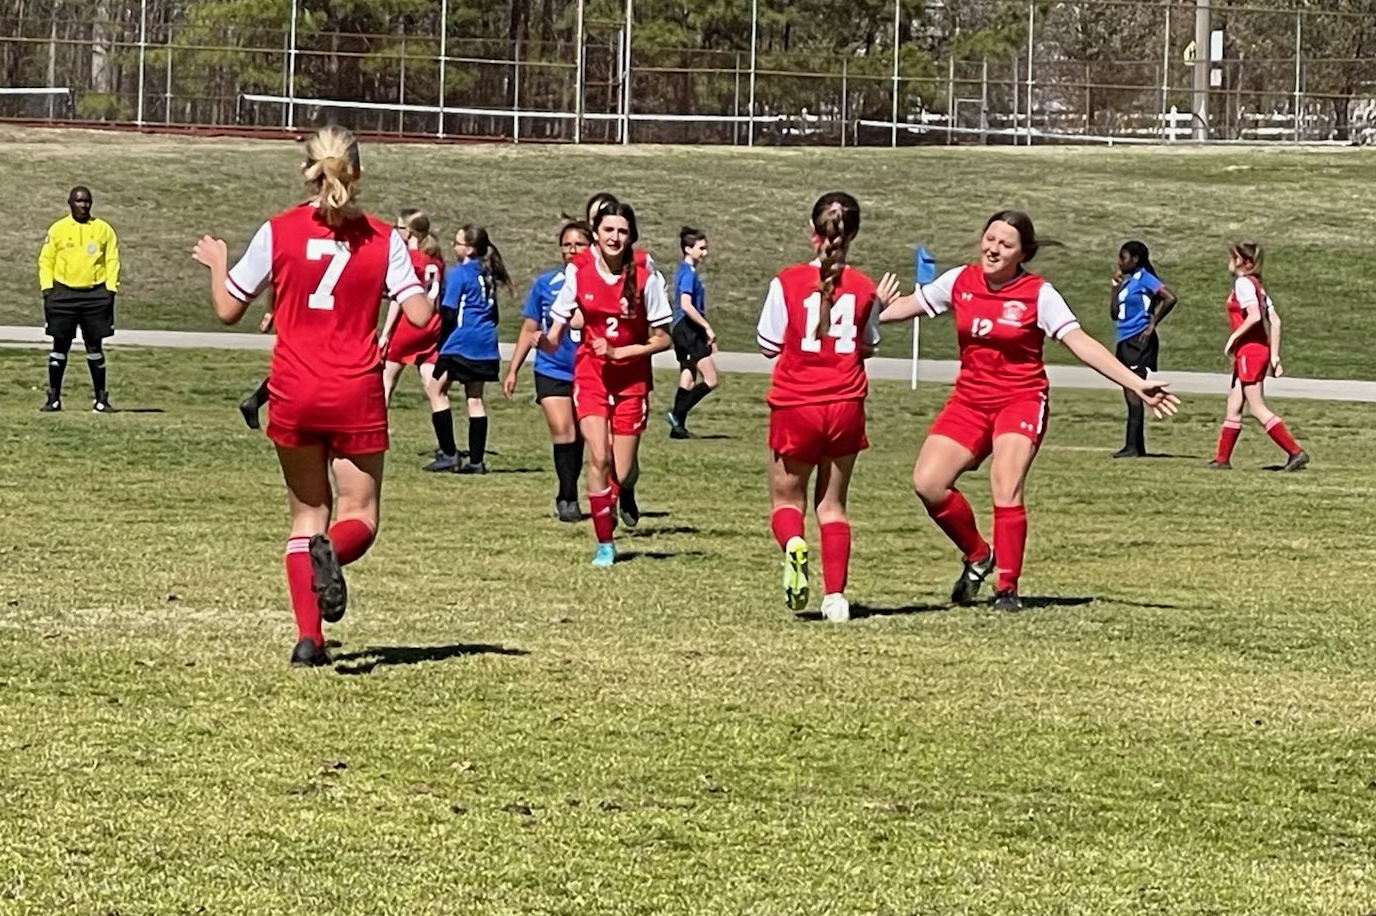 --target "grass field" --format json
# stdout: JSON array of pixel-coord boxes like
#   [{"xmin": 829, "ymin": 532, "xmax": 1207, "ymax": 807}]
[
  {"xmin": 2, "ymin": 127, "xmax": 1375, "ymax": 378},
  {"xmin": 2, "ymin": 344, "xmax": 1375, "ymax": 914}
]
